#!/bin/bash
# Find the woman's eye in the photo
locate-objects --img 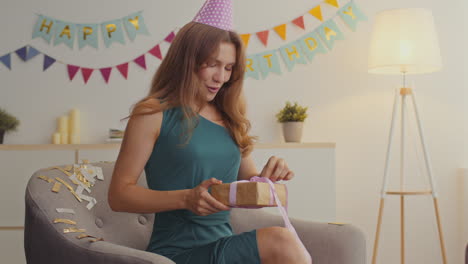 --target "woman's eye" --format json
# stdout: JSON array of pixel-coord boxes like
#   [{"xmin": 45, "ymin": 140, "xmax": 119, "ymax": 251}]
[{"xmin": 225, "ymin": 67, "xmax": 233, "ymax": 71}]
